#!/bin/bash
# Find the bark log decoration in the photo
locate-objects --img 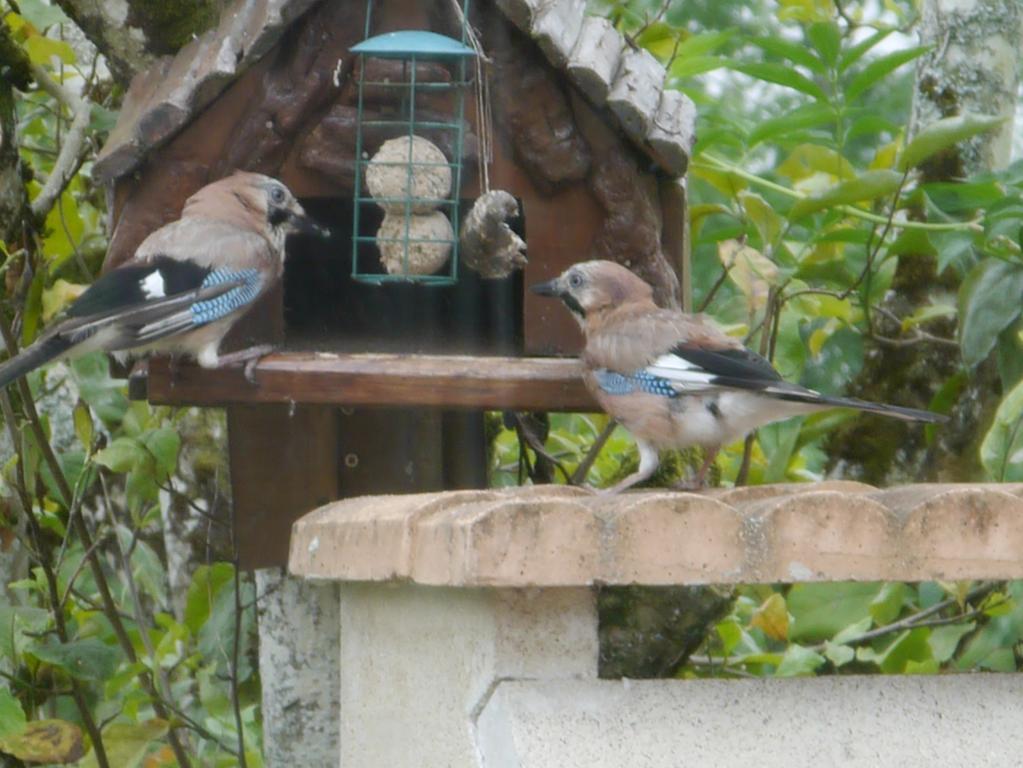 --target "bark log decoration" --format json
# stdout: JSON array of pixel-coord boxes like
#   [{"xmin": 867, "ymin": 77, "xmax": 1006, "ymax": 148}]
[{"xmin": 486, "ymin": 21, "xmax": 591, "ymax": 193}]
